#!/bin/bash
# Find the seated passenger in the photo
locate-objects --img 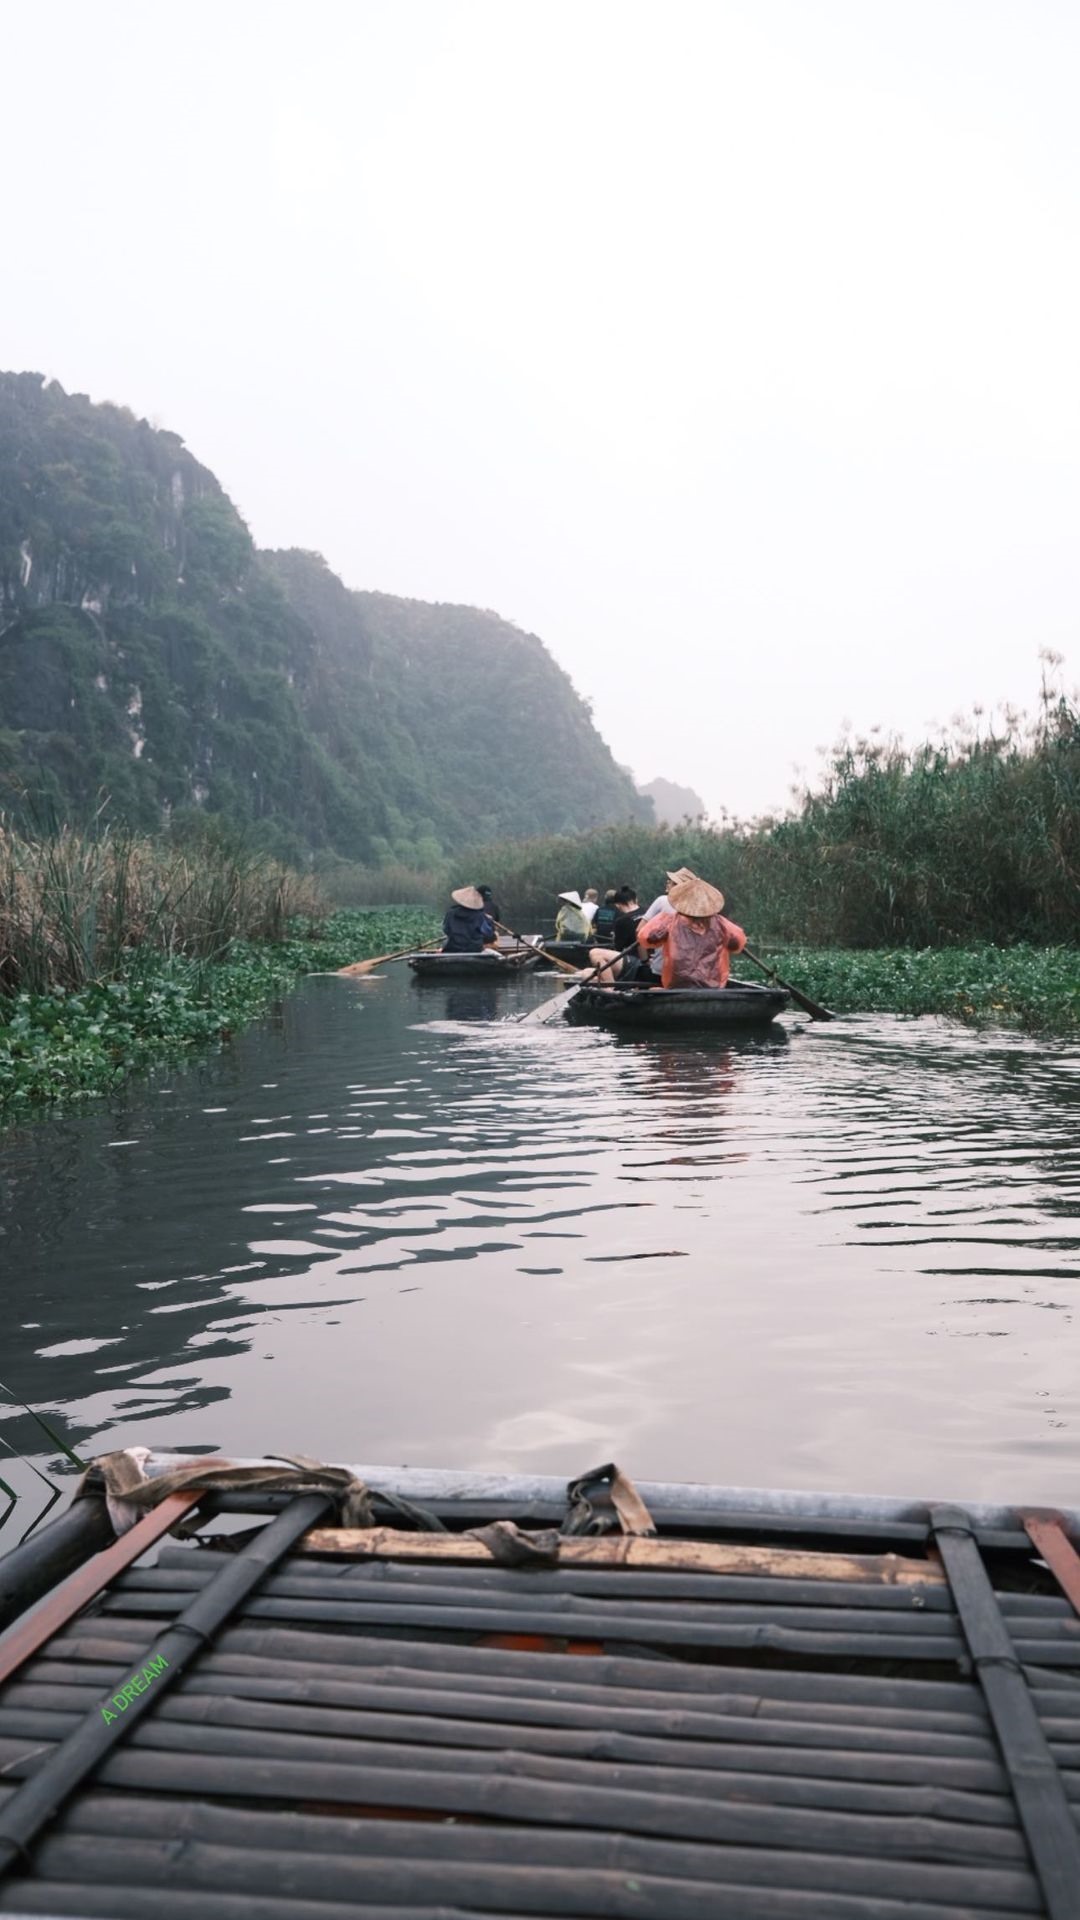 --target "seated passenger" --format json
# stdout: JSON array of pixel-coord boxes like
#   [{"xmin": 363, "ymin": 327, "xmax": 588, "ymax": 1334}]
[
  {"xmin": 587, "ymin": 886, "xmax": 642, "ymax": 983},
  {"xmin": 638, "ymin": 877, "xmax": 746, "ymax": 988},
  {"xmin": 582, "ymin": 887, "xmax": 600, "ymax": 927},
  {"xmin": 442, "ymin": 886, "xmax": 497, "ymax": 954},
  {"xmin": 477, "ymin": 884, "xmax": 500, "ymax": 946},
  {"xmin": 591, "ymin": 889, "xmax": 620, "ymax": 942},
  {"xmin": 555, "ymin": 890, "xmax": 591, "ymax": 940}
]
